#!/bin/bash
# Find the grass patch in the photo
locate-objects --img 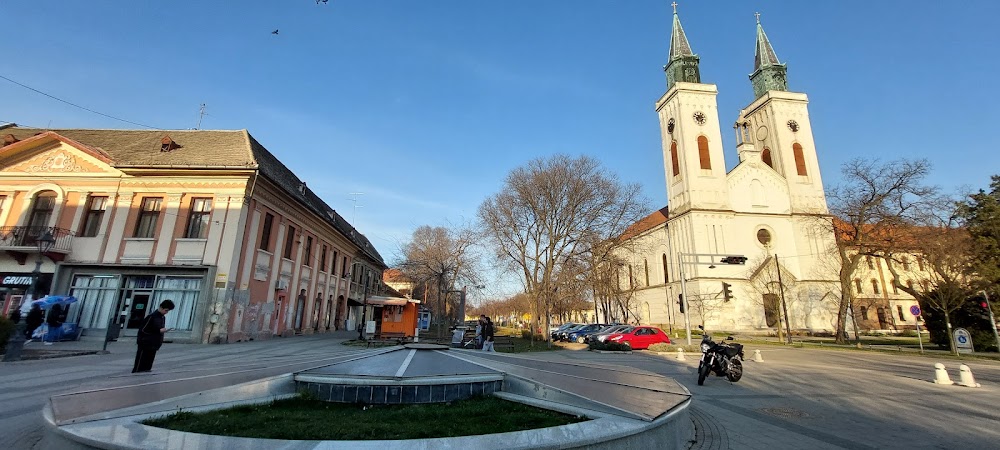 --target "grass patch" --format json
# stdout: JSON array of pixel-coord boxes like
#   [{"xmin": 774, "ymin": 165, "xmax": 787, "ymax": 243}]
[
  {"xmin": 142, "ymin": 395, "xmax": 587, "ymax": 440},
  {"xmin": 505, "ymin": 336, "xmax": 563, "ymax": 353}
]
